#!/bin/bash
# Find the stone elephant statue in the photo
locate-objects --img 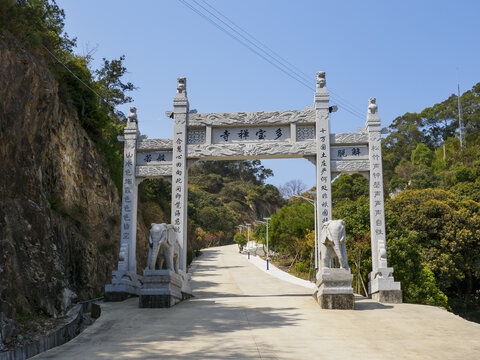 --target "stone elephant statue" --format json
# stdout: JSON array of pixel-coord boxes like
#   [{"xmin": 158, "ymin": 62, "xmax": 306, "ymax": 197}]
[
  {"xmin": 319, "ymin": 220, "xmax": 350, "ymax": 270},
  {"xmin": 146, "ymin": 223, "xmax": 180, "ymax": 273}
]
